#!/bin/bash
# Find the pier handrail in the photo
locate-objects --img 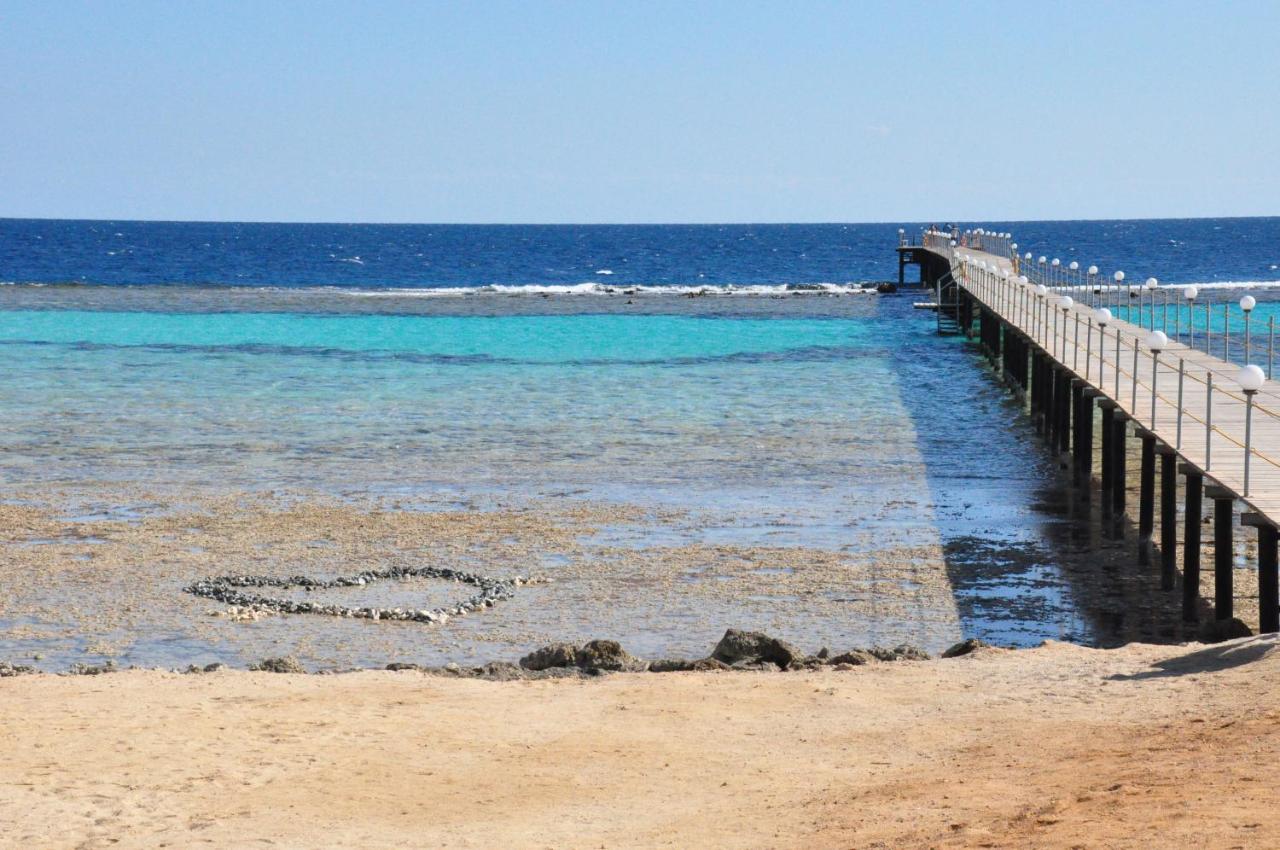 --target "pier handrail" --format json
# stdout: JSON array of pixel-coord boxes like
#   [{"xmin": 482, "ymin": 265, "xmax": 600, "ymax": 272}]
[
  {"xmin": 913, "ymin": 226, "xmax": 1277, "ymax": 377},
  {"xmin": 954, "ymin": 251, "xmax": 1280, "ymax": 508}
]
